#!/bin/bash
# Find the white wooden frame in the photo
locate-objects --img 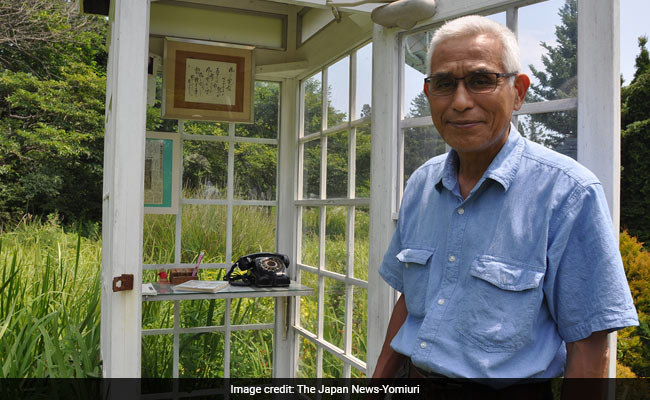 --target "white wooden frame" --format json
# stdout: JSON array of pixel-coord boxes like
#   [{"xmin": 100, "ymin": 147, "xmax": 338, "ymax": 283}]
[
  {"xmin": 293, "ymin": 42, "xmax": 372, "ymax": 378},
  {"xmin": 368, "ymin": 0, "xmax": 620, "ymax": 378}
]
